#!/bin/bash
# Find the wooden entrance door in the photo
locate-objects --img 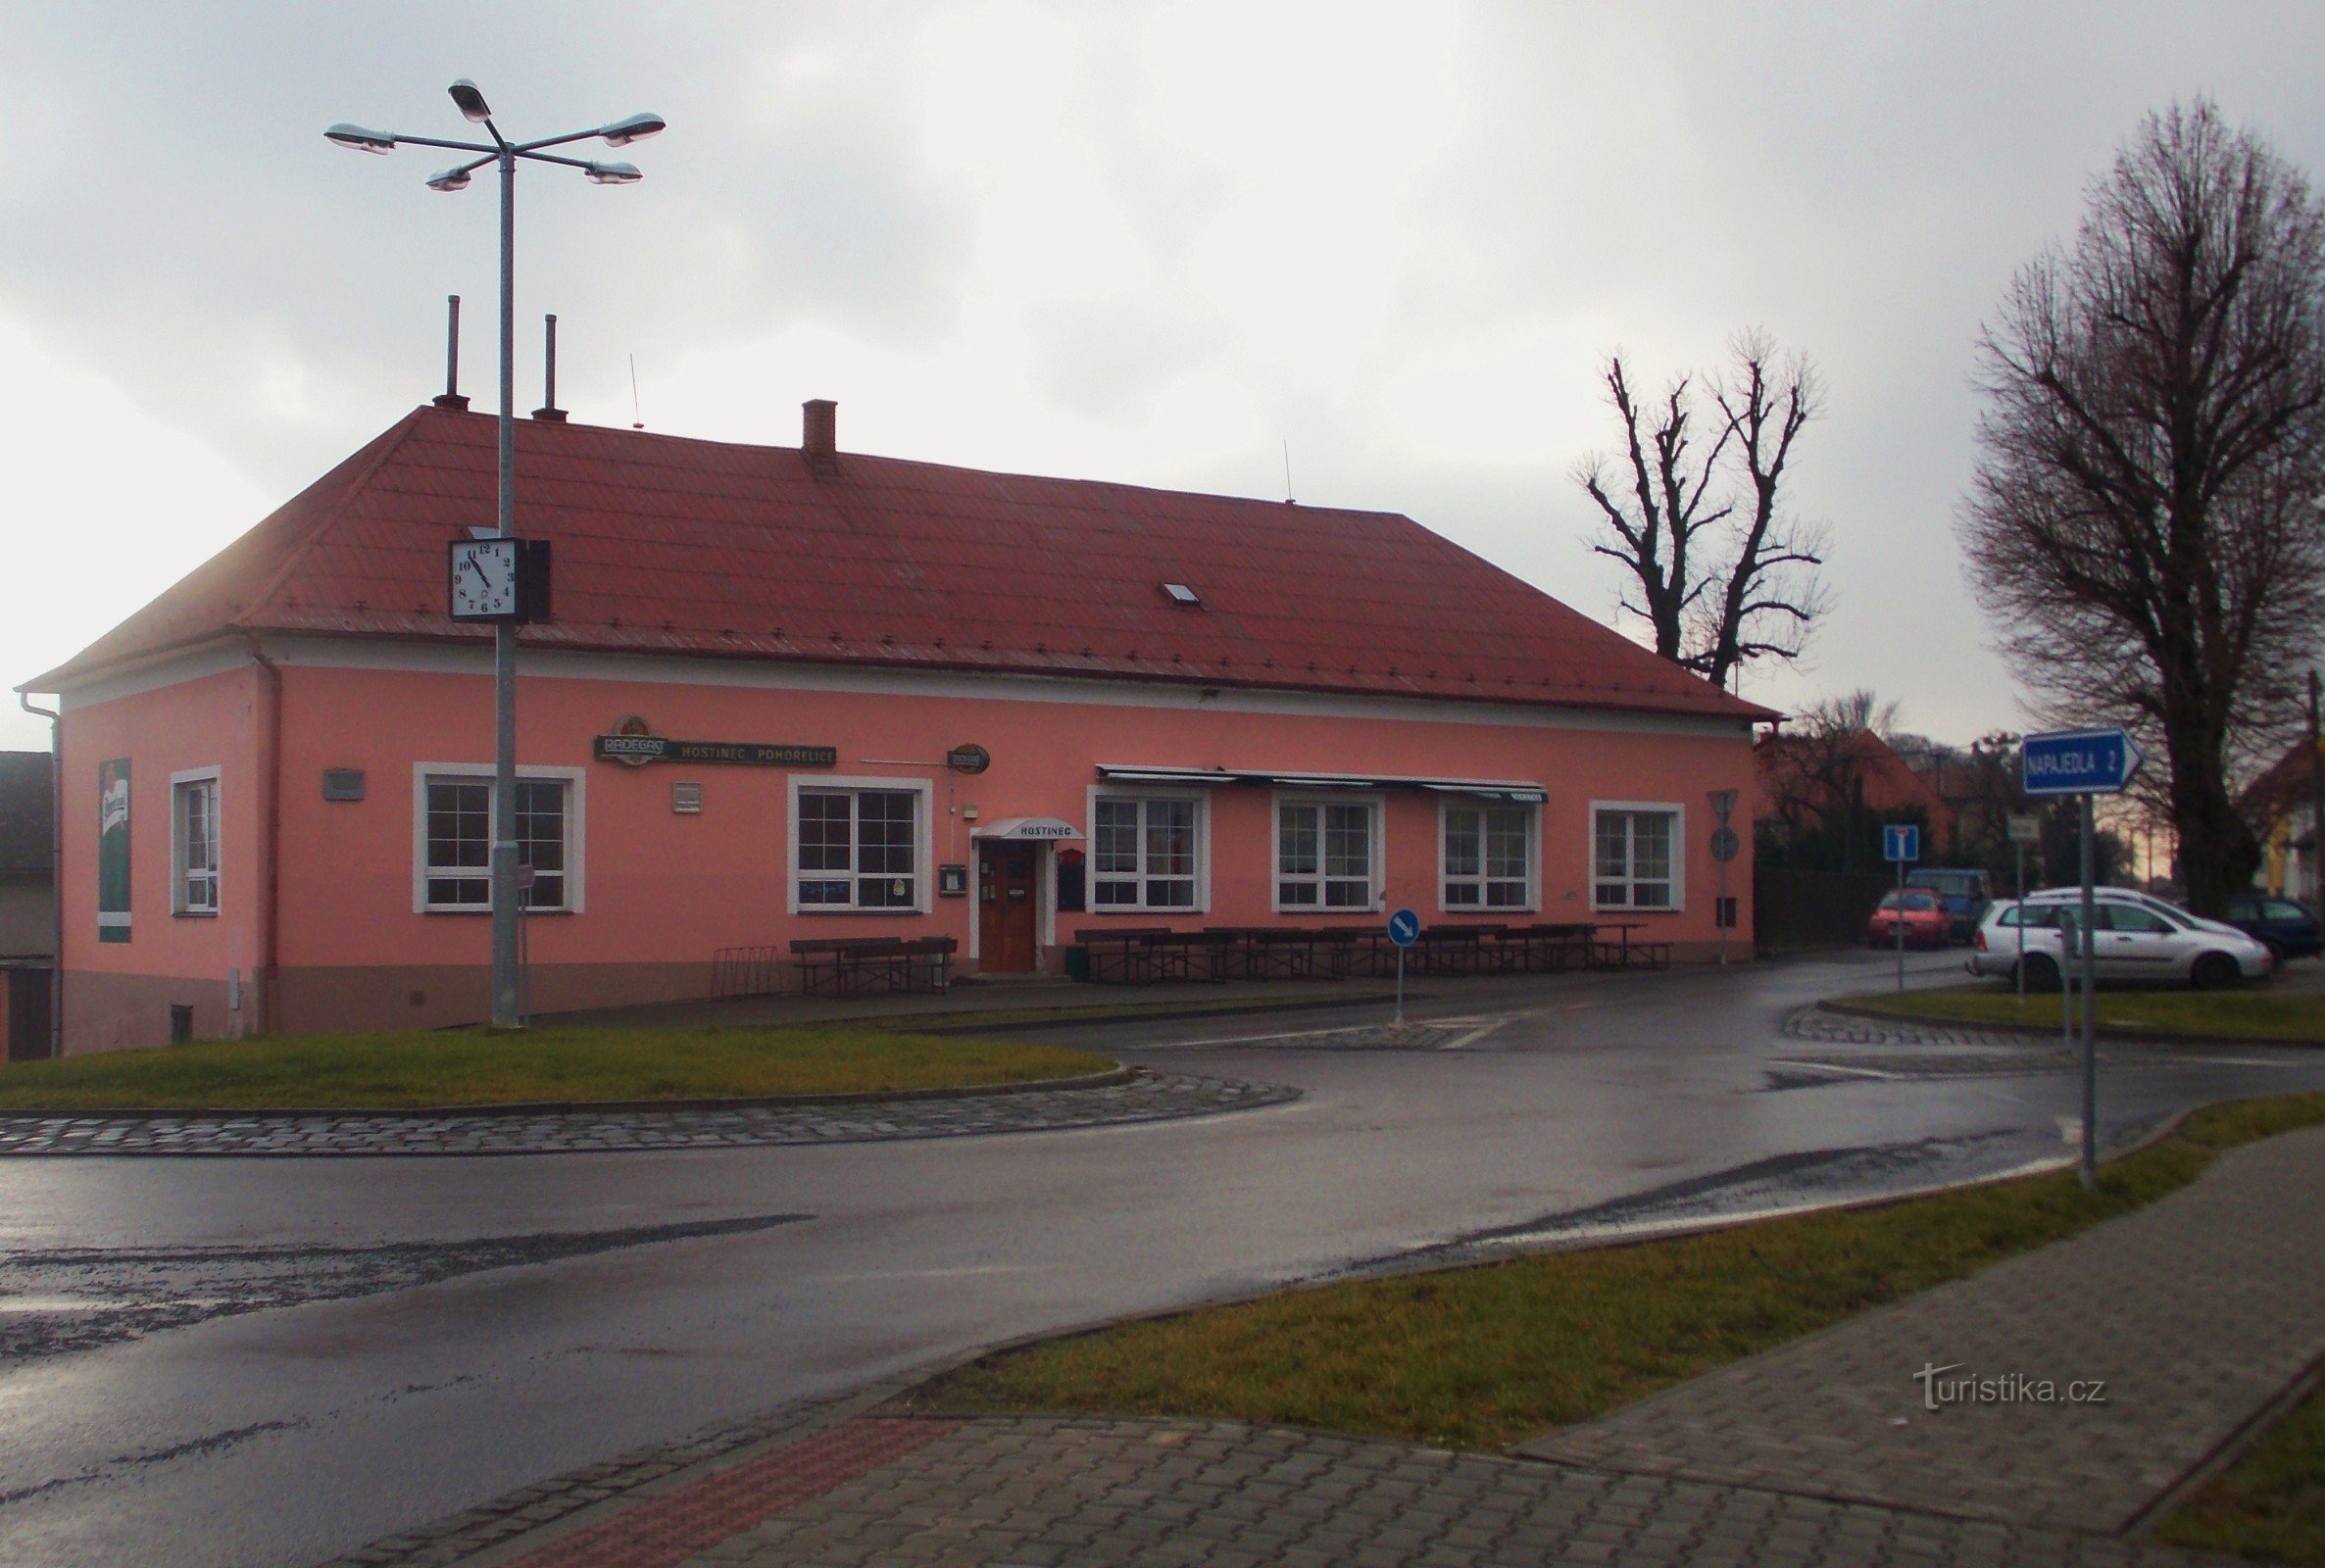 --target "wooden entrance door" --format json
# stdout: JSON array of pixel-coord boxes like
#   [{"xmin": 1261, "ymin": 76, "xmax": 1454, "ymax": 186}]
[{"xmin": 978, "ymin": 842, "xmax": 1040, "ymax": 972}]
